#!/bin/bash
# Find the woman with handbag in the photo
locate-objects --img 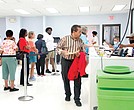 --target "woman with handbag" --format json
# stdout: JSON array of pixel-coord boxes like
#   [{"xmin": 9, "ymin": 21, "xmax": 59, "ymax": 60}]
[{"xmin": 18, "ymin": 28, "xmax": 32, "ymax": 86}]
